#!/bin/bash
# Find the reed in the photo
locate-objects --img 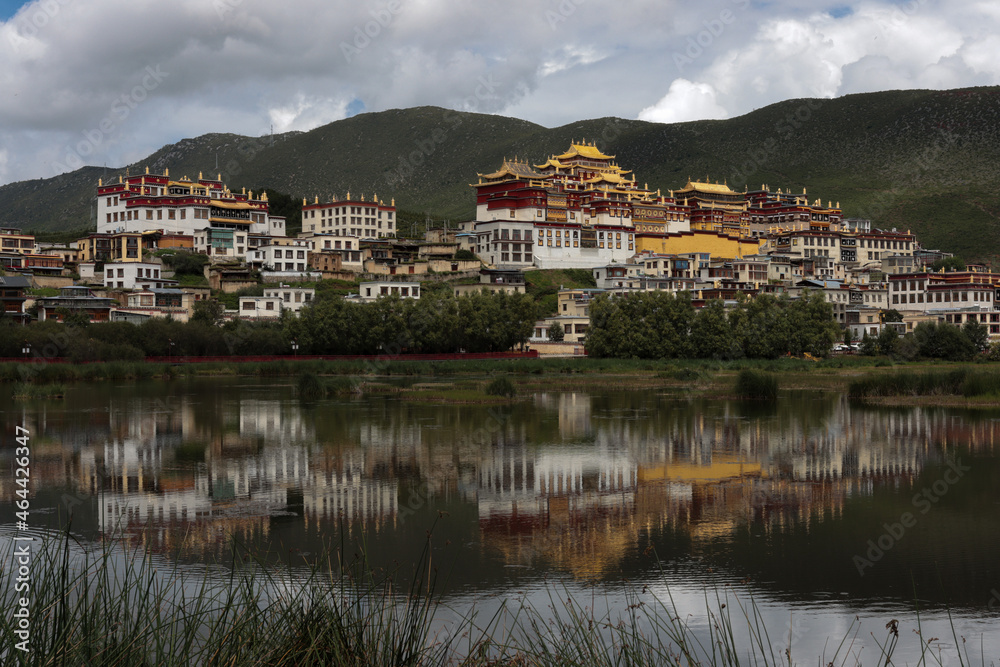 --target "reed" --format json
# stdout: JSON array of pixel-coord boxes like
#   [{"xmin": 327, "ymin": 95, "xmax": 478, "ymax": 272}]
[
  {"xmin": 10, "ymin": 383, "xmax": 66, "ymax": 399},
  {"xmin": 847, "ymin": 368, "xmax": 1000, "ymax": 399},
  {"xmin": 733, "ymin": 369, "xmax": 779, "ymax": 401},
  {"xmin": 0, "ymin": 529, "xmax": 985, "ymax": 666}
]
